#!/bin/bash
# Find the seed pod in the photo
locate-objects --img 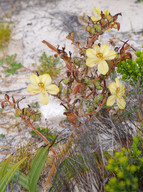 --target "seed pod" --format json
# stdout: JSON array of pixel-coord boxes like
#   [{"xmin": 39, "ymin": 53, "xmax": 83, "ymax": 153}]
[
  {"xmin": 94, "ymin": 24, "xmax": 101, "ymax": 32},
  {"xmin": 86, "ymin": 26, "xmax": 91, "ymax": 32},
  {"xmin": 63, "ymin": 78, "xmax": 70, "ymax": 85},
  {"xmin": 85, "ymin": 78, "xmax": 92, "ymax": 85},
  {"xmin": 106, "ymin": 15, "xmax": 113, "ymax": 22},
  {"xmin": 26, "ymin": 111, "xmax": 31, "ymax": 117},
  {"xmin": 96, "ymin": 85, "xmax": 102, "ymax": 90},
  {"xmin": 94, "ymin": 96, "xmax": 99, "ymax": 104},
  {"xmin": 90, "ymin": 28, "xmax": 95, "ymax": 35},
  {"xmin": 94, "ymin": 80, "xmax": 100, "ymax": 87},
  {"xmin": 74, "ymin": 59, "xmax": 80, "ymax": 66},
  {"xmin": 30, "ymin": 115, "xmax": 35, "ymax": 120},
  {"xmin": 15, "ymin": 109, "xmax": 22, "ymax": 117},
  {"xmin": 63, "ymin": 90, "xmax": 67, "ymax": 96},
  {"xmin": 88, "ymin": 106, "xmax": 94, "ymax": 113},
  {"xmin": 99, "ymin": 95, "xmax": 103, "ymax": 101}
]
